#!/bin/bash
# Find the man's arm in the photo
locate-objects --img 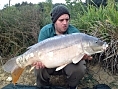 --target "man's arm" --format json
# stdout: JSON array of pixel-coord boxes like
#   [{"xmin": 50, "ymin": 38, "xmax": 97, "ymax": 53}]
[
  {"xmin": 34, "ymin": 27, "xmax": 50, "ymax": 69},
  {"xmin": 38, "ymin": 28, "xmax": 49, "ymax": 42}
]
